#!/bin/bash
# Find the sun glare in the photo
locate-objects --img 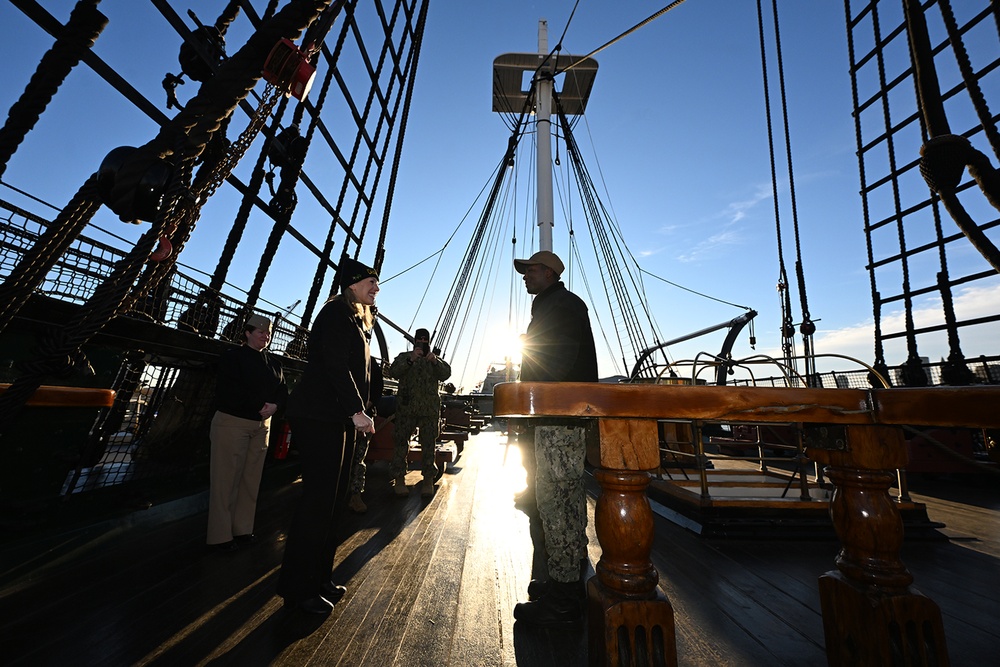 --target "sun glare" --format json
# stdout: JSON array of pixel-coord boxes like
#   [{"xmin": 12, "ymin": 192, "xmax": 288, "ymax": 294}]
[{"xmin": 498, "ymin": 326, "xmax": 523, "ymax": 366}]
